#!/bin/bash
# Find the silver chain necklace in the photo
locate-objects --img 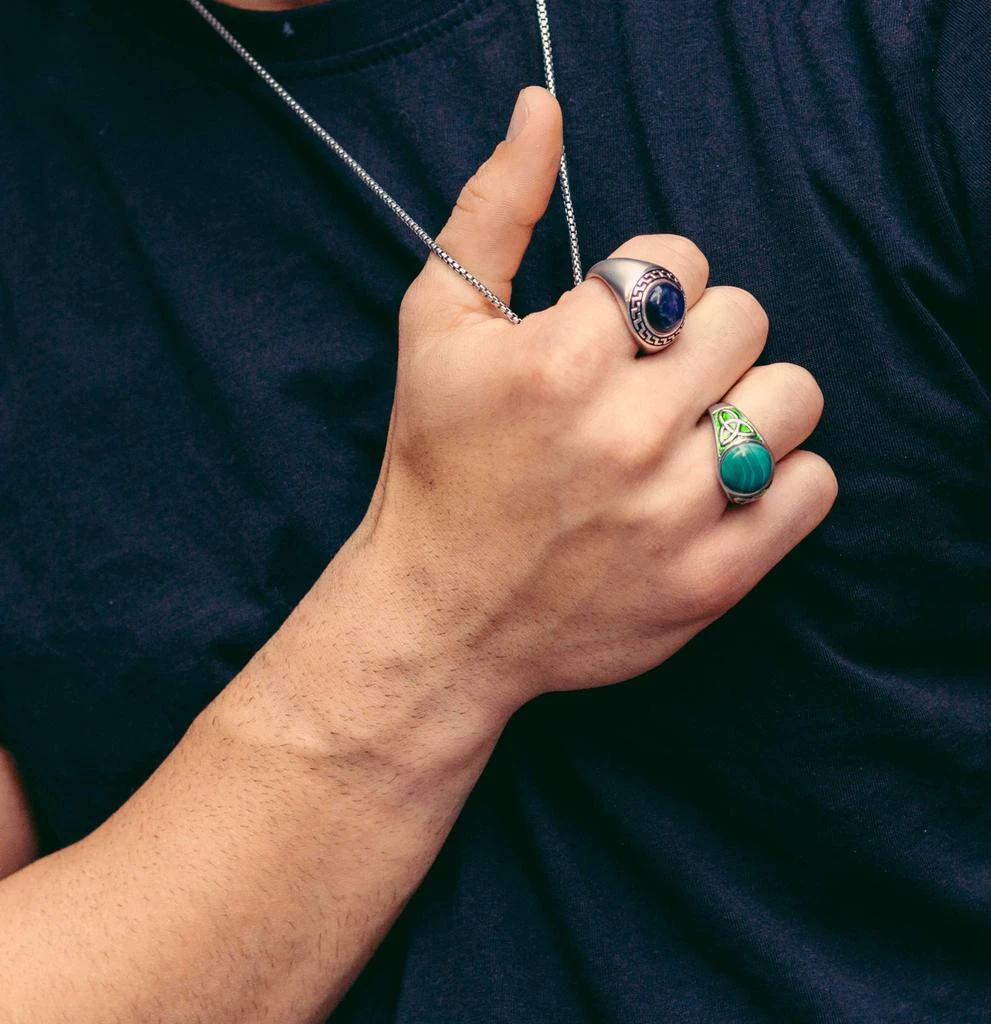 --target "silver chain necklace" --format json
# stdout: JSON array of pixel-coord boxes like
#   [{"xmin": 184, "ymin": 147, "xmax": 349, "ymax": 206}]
[{"xmin": 183, "ymin": 0, "xmax": 583, "ymax": 325}]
